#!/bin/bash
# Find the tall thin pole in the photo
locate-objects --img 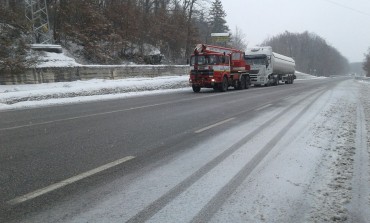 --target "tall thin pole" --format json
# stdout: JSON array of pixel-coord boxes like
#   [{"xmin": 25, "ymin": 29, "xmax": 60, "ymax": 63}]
[{"xmin": 24, "ymin": 0, "xmax": 52, "ymax": 44}]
